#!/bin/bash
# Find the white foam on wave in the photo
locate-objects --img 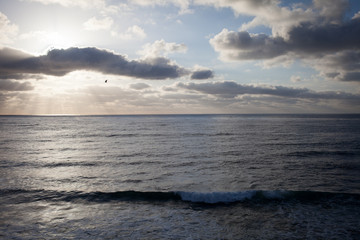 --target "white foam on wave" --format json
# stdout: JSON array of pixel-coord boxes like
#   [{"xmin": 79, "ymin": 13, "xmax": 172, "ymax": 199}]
[
  {"xmin": 176, "ymin": 190, "xmax": 295, "ymax": 203},
  {"xmin": 177, "ymin": 191, "xmax": 257, "ymax": 204}
]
